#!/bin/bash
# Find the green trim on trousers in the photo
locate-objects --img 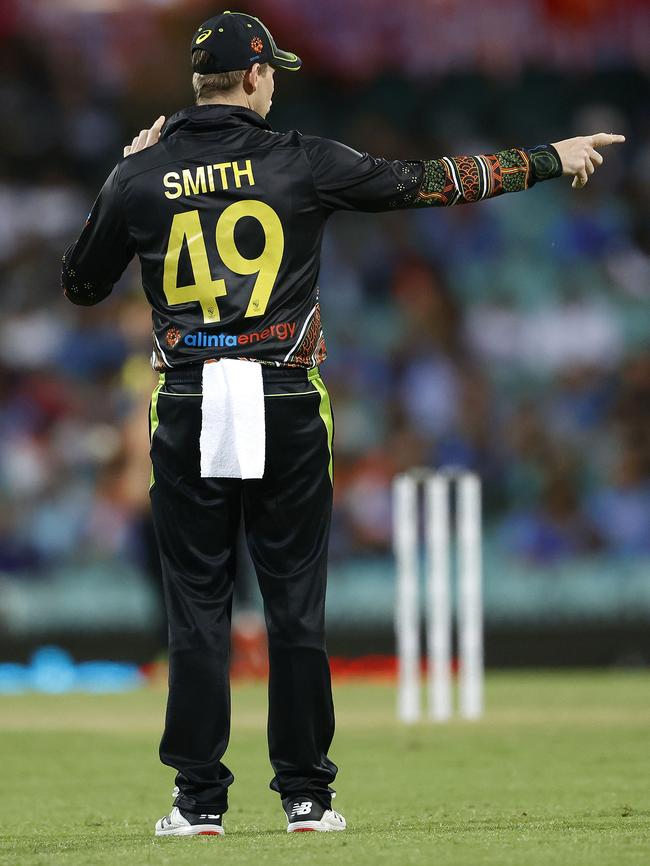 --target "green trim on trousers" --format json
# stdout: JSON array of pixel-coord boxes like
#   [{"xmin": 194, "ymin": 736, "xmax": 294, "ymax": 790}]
[{"xmin": 308, "ymin": 367, "xmax": 334, "ymax": 485}]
